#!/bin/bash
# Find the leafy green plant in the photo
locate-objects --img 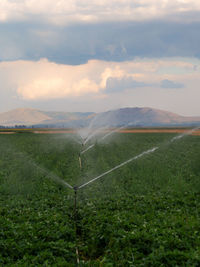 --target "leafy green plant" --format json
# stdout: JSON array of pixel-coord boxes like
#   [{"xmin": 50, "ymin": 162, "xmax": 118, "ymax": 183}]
[{"xmin": 0, "ymin": 132, "xmax": 199, "ymax": 265}]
